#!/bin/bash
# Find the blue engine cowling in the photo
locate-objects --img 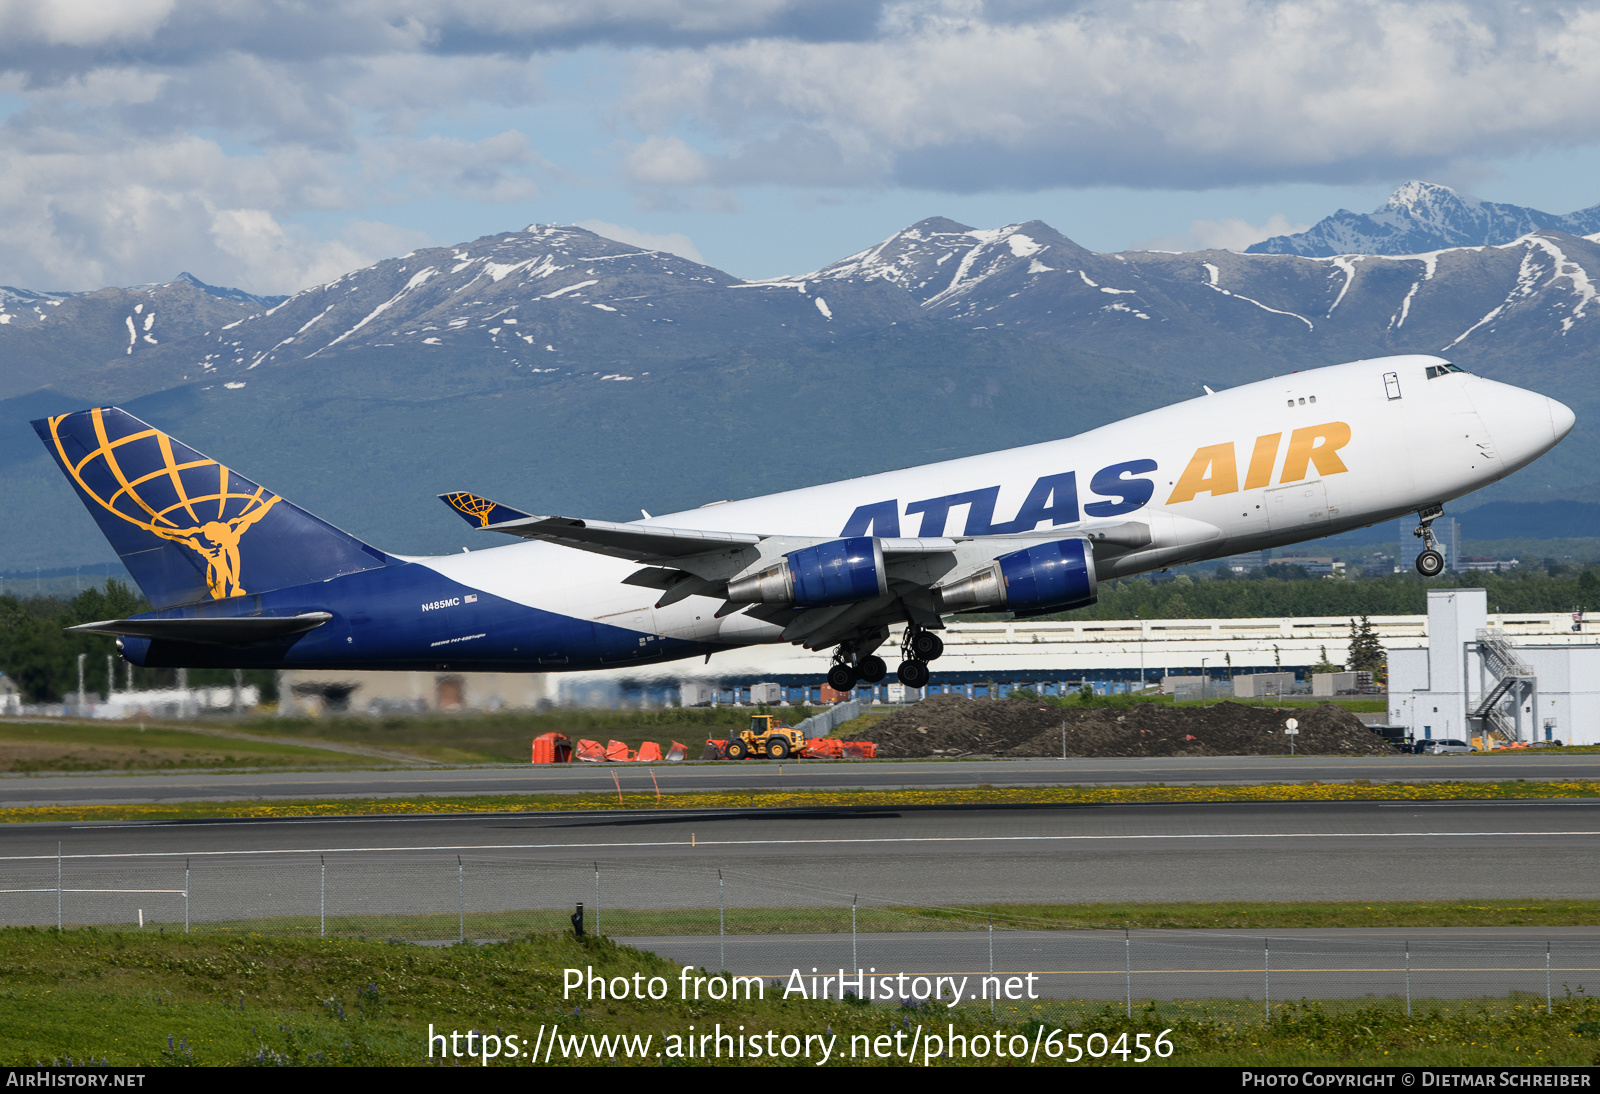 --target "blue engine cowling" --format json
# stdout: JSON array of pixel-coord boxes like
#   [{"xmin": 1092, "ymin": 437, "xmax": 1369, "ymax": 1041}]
[
  {"xmin": 787, "ymin": 537, "xmax": 887, "ymax": 607},
  {"xmin": 727, "ymin": 537, "xmax": 888, "ymax": 607},
  {"xmin": 935, "ymin": 538, "xmax": 1097, "ymax": 614}
]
